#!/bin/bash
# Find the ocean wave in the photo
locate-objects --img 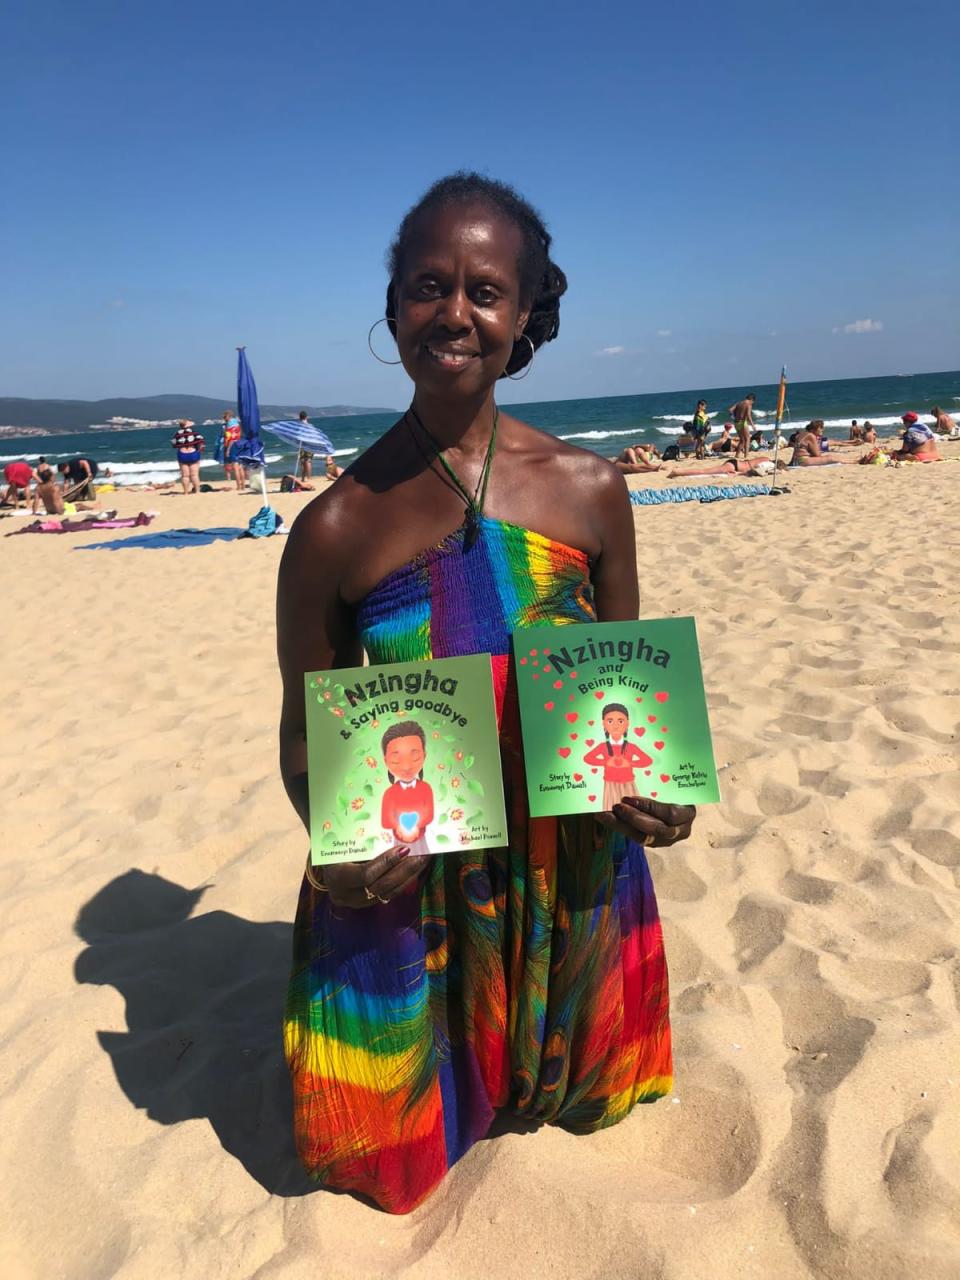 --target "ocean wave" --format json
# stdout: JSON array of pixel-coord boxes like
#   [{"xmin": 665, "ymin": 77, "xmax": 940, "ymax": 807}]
[
  {"xmin": 652, "ymin": 410, "xmax": 769, "ymax": 421},
  {"xmin": 558, "ymin": 428, "xmax": 641, "ymax": 441}
]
